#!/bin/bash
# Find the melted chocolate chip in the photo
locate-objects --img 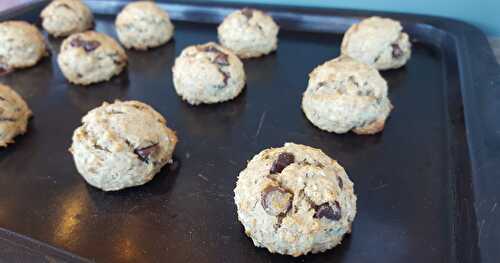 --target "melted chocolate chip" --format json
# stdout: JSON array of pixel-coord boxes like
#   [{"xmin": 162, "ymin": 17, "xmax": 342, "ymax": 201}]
[
  {"xmin": 70, "ymin": 37, "xmax": 100, "ymax": 52},
  {"xmin": 214, "ymin": 53, "xmax": 229, "ymax": 66},
  {"xmin": 219, "ymin": 70, "xmax": 230, "ymax": 86},
  {"xmin": 0, "ymin": 96, "xmax": 5, "ymax": 101},
  {"xmin": 270, "ymin": 152, "xmax": 295, "ymax": 174},
  {"xmin": 203, "ymin": 46, "xmax": 220, "ymax": 53},
  {"xmin": 314, "ymin": 201, "xmax": 341, "ymax": 221},
  {"xmin": 391, "ymin": 43, "xmax": 403, "ymax": 58},
  {"xmin": 241, "ymin": 8, "xmax": 254, "ymax": 19},
  {"xmin": 261, "ymin": 186, "xmax": 293, "ymax": 216},
  {"xmin": 134, "ymin": 143, "xmax": 159, "ymax": 163},
  {"xmin": 337, "ymin": 176, "xmax": 343, "ymax": 189}
]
